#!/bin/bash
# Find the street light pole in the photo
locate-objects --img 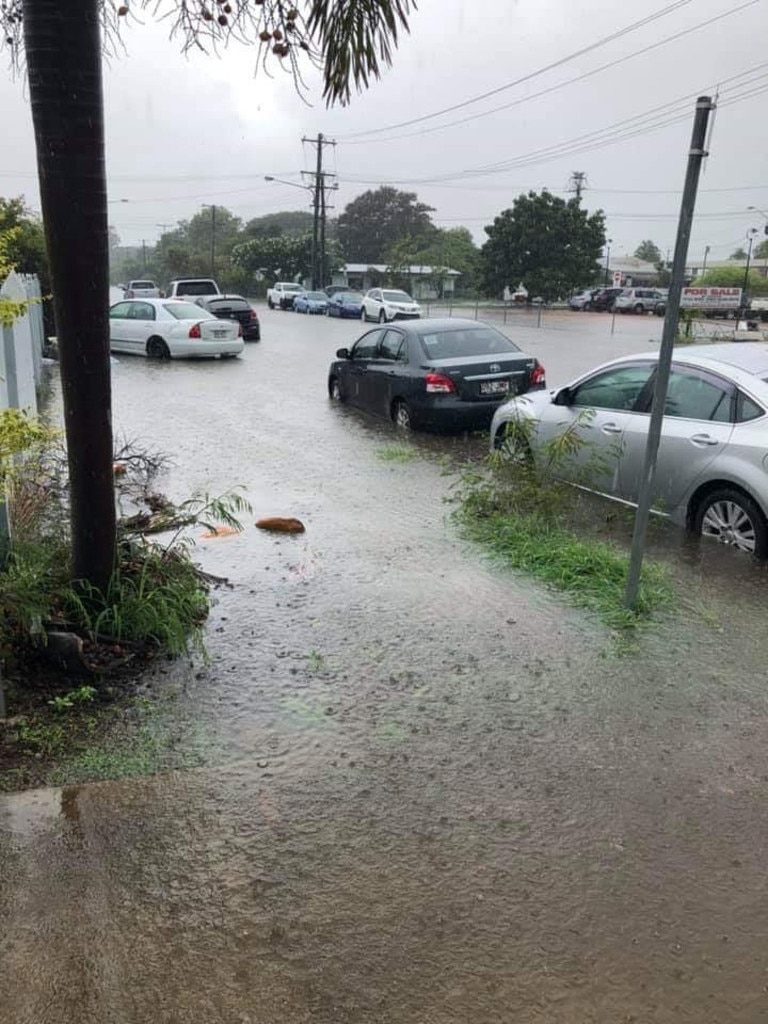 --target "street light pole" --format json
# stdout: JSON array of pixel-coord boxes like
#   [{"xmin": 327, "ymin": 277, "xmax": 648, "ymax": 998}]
[
  {"xmin": 701, "ymin": 244, "xmax": 710, "ymax": 275},
  {"xmin": 604, "ymin": 239, "xmax": 612, "ymax": 287},
  {"xmin": 743, "ymin": 227, "xmax": 758, "ymax": 300}
]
